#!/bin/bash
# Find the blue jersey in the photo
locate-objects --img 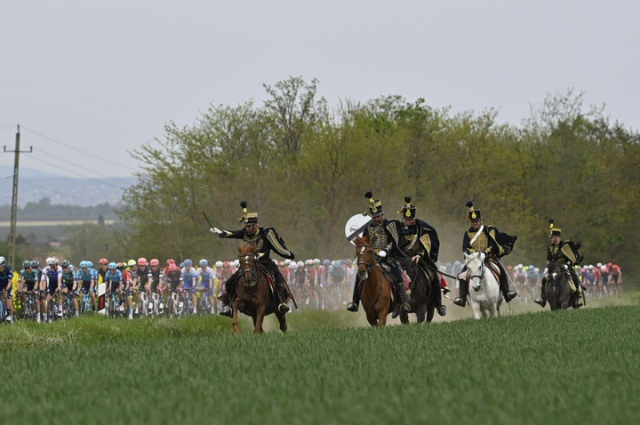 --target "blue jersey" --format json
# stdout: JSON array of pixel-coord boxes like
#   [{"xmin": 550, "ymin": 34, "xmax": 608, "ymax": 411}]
[
  {"xmin": 104, "ymin": 270, "xmax": 123, "ymax": 289},
  {"xmin": 181, "ymin": 266, "xmax": 198, "ymax": 290},
  {"xmin": 76, "ymin": 268, "xmax": 98, "ymax": 283},
  {"xmin": 198, "ymin": 267, "xmax": 214, "ymax": 289},
  {"xmin": 0, "ymin": 266, "xmax": 14, "ymax": 288}
]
